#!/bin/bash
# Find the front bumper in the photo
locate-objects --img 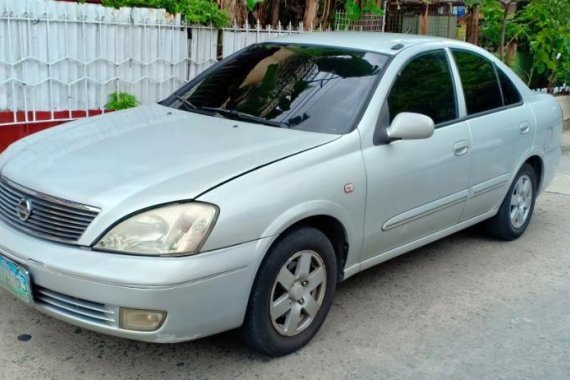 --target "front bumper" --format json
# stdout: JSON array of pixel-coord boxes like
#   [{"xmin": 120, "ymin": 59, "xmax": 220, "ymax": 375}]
[{"xmin": 0, "ymin": 220, "xmax": 272, "ymax": 343}]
